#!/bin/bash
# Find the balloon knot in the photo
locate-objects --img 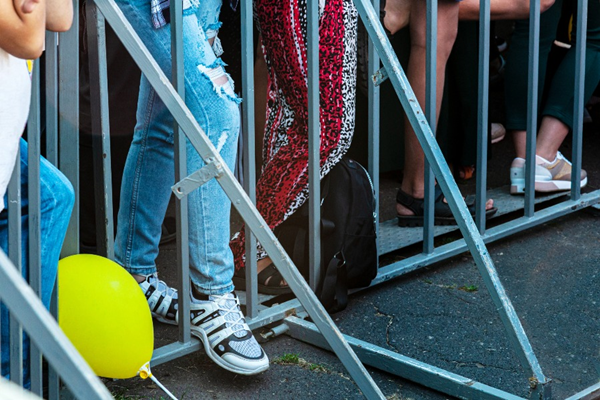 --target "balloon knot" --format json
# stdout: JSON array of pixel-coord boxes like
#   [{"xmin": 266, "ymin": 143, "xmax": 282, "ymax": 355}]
[{"xmin": 138, "ymin": 362, "xmax": 152, "ymax": 380}]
